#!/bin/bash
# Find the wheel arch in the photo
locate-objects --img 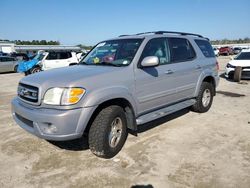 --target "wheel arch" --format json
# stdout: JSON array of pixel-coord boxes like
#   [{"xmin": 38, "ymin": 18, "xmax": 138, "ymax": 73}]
[
  {"xmin": 84, "ymin": 97, "xmax": 137, "ymax": 135},
  {"xmin": 195, "ymin": 74, "xmax": 216, "ymax": 97}
]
